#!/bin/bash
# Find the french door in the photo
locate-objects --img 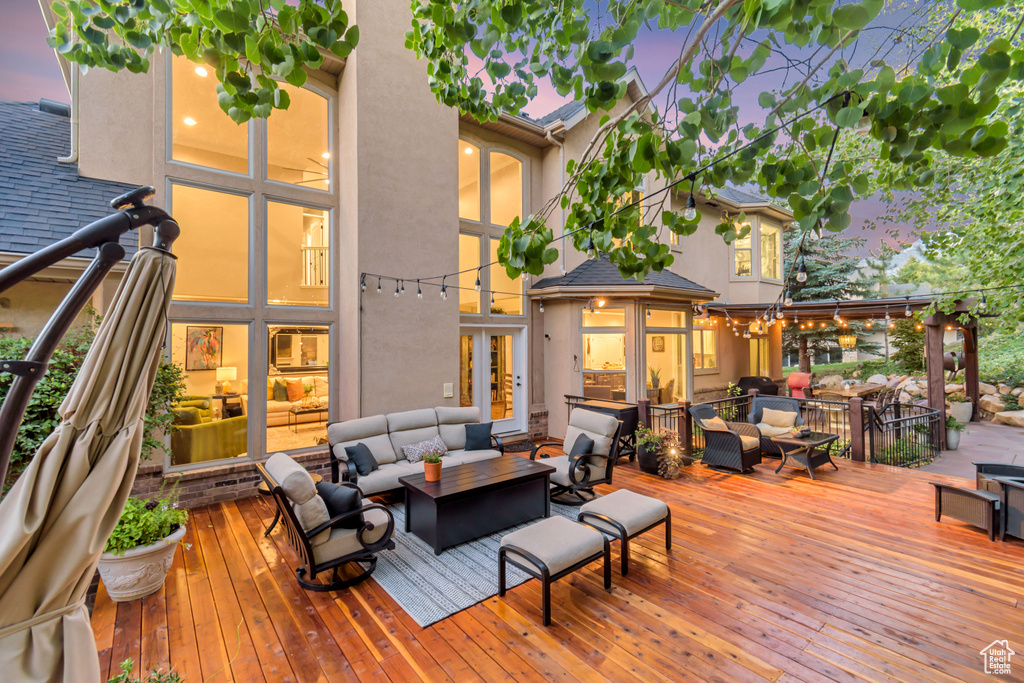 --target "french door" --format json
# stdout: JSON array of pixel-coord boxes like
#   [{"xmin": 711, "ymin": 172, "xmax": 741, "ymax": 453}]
[{"xmin": 459, "ymin": 327, "xmax": 526, "ymax": 434}]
